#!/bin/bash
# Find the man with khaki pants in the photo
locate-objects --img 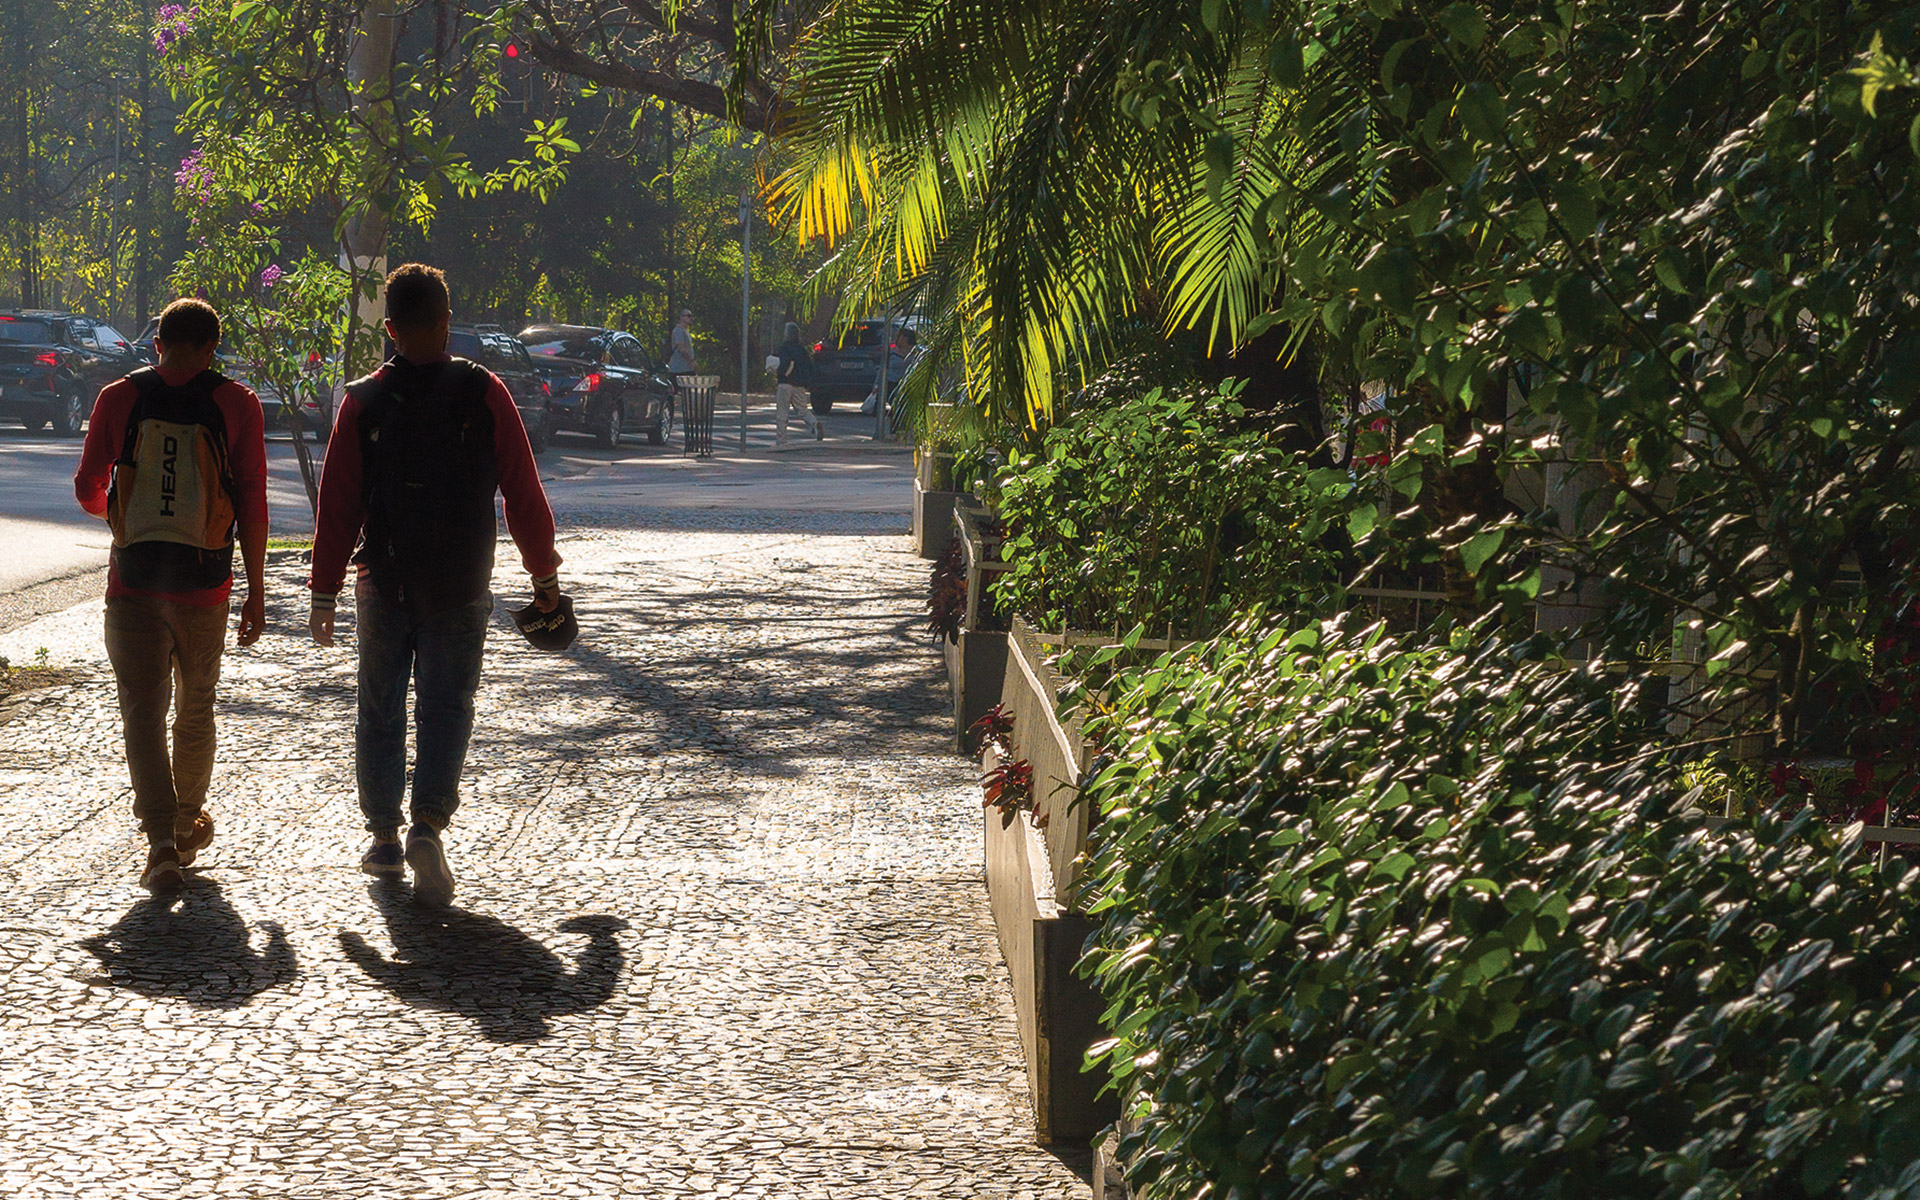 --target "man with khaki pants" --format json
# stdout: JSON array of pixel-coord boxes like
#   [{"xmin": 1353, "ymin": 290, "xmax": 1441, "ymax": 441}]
[{"xmin": 72, "ymin": 299, "xmax": 268, "ymax": 891}]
